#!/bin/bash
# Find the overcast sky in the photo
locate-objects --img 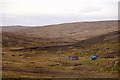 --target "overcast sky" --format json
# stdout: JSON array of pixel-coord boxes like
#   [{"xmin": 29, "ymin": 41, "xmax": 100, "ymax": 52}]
[{"xmin": 1, "ymin": 0, "xmax": 119, "ymax": 26}]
